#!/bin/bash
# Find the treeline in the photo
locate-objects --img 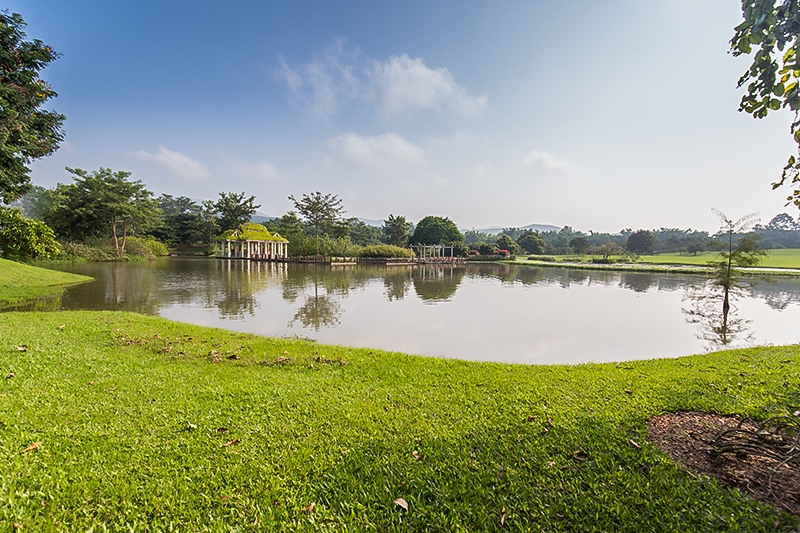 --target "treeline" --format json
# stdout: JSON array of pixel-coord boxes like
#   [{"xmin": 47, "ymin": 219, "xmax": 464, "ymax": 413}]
[
  {"xmin": 465, "ymin": 213, "xmax": 800, "ymax": 257},
  {"xmin": 4, "ymin": 165, "xmax": 800, "ymax": 262}
]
